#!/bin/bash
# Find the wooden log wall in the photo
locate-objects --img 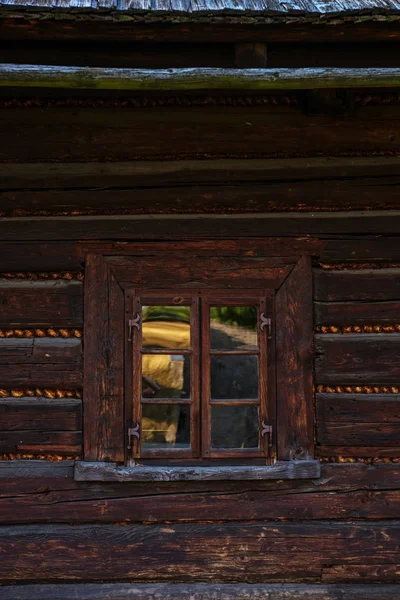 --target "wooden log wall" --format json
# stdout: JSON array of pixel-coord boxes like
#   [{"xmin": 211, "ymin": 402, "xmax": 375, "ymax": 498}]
[
  {"xmin": 0, "ymin": 274, "xmax": 83, "ymax": 458},
  {"xmin": 314, "ymin": 266, "xmax": 400, "ymax": 459}
]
